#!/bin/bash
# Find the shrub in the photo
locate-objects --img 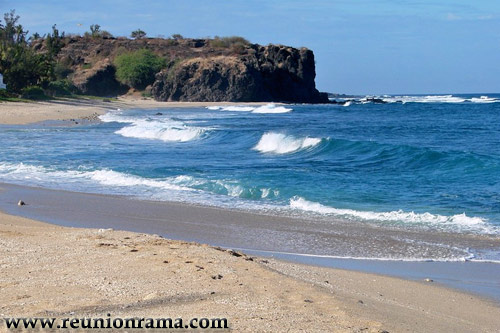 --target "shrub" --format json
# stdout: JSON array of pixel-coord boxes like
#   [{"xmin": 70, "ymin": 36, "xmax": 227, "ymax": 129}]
[
  {"xmin": 230, "ymin": 42, "xmax": 247, "ymax": 54},
  {"xmin": 20, "ymin": 86, "xmax": 48, "ymax": 100},
  {"xmin": 85, "ymin": 24, "xmax": 113, "ymax": 38},
  {"xmin": 54, "ymin": 62, "xmax": 73, "ymax": 79},
  {"xmin": 45, "ymin": 80, "xmax": 75, "ymax": 96},
  {"xmin": 210, "ymin": 36, "xmax": 250, "ymax": 49},
  {"xmin": 0, "ymin": 89, "xmax": 14, "ymax": 100},
  {"xmin": 114, "ymin": 49, "xmax": 166, "ymax": 89}
]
